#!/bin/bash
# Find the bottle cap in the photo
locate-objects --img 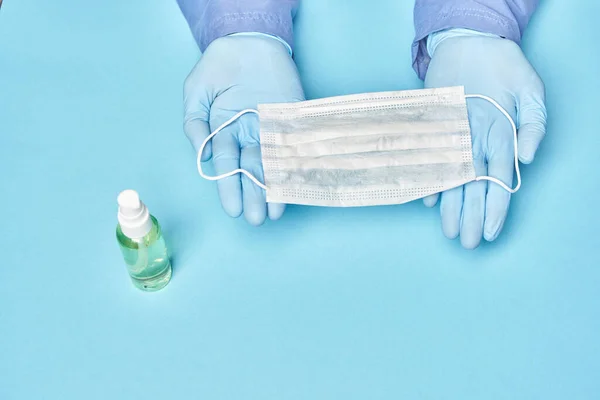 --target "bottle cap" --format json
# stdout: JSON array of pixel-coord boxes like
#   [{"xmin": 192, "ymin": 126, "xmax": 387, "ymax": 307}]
[{"xmin": 117, "ymin": 190, "xmax": 153, "ymax": 239}]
